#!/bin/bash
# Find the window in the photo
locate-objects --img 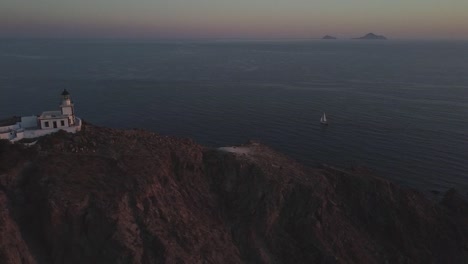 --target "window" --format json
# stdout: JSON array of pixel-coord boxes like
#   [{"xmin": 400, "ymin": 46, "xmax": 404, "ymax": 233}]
[
  {"xmin": 44, "ymin": 121, "xmax": 49, "ymax": 127},
  {"xmin": 61, "ymin": 120, "xmax": 65, "ymax": 126}
]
